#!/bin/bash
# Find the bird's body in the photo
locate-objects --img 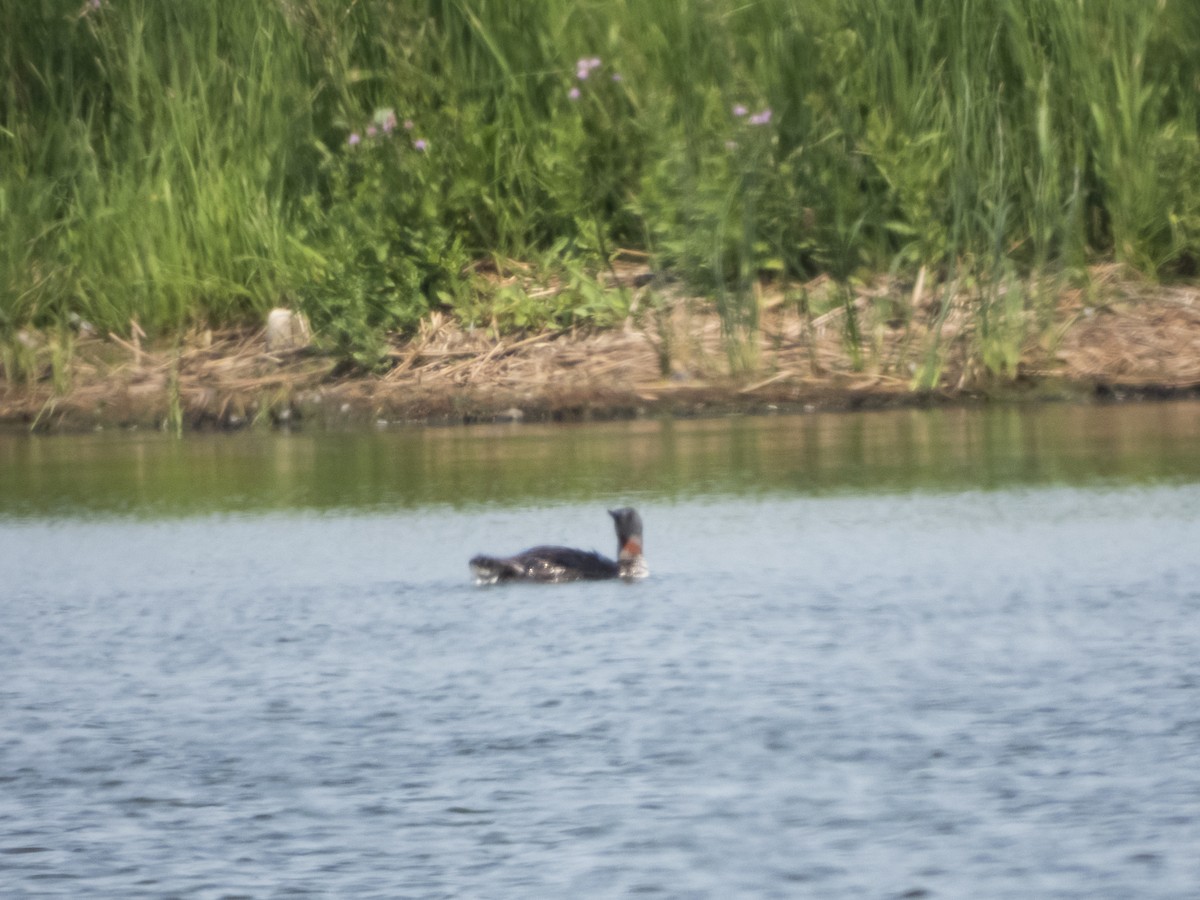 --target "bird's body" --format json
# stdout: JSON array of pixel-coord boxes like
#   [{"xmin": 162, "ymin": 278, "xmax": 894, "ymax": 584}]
[{"xmin": 470, "ymin": 508, "xmax": 648, "ymax": 584}]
